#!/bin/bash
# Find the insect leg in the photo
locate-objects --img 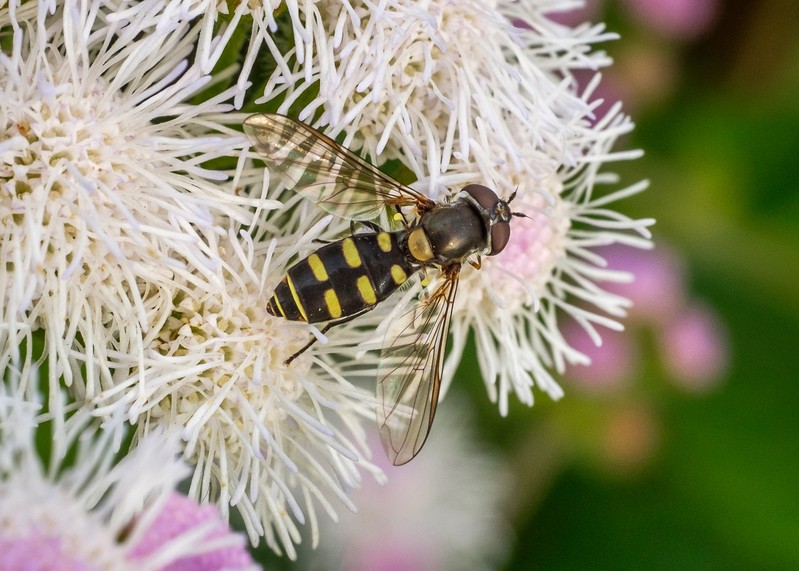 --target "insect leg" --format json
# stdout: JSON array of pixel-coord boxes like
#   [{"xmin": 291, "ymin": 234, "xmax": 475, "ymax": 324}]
[{"xmin": 284, "ymin": 306, "xmax": 375, "ymax": 366}]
